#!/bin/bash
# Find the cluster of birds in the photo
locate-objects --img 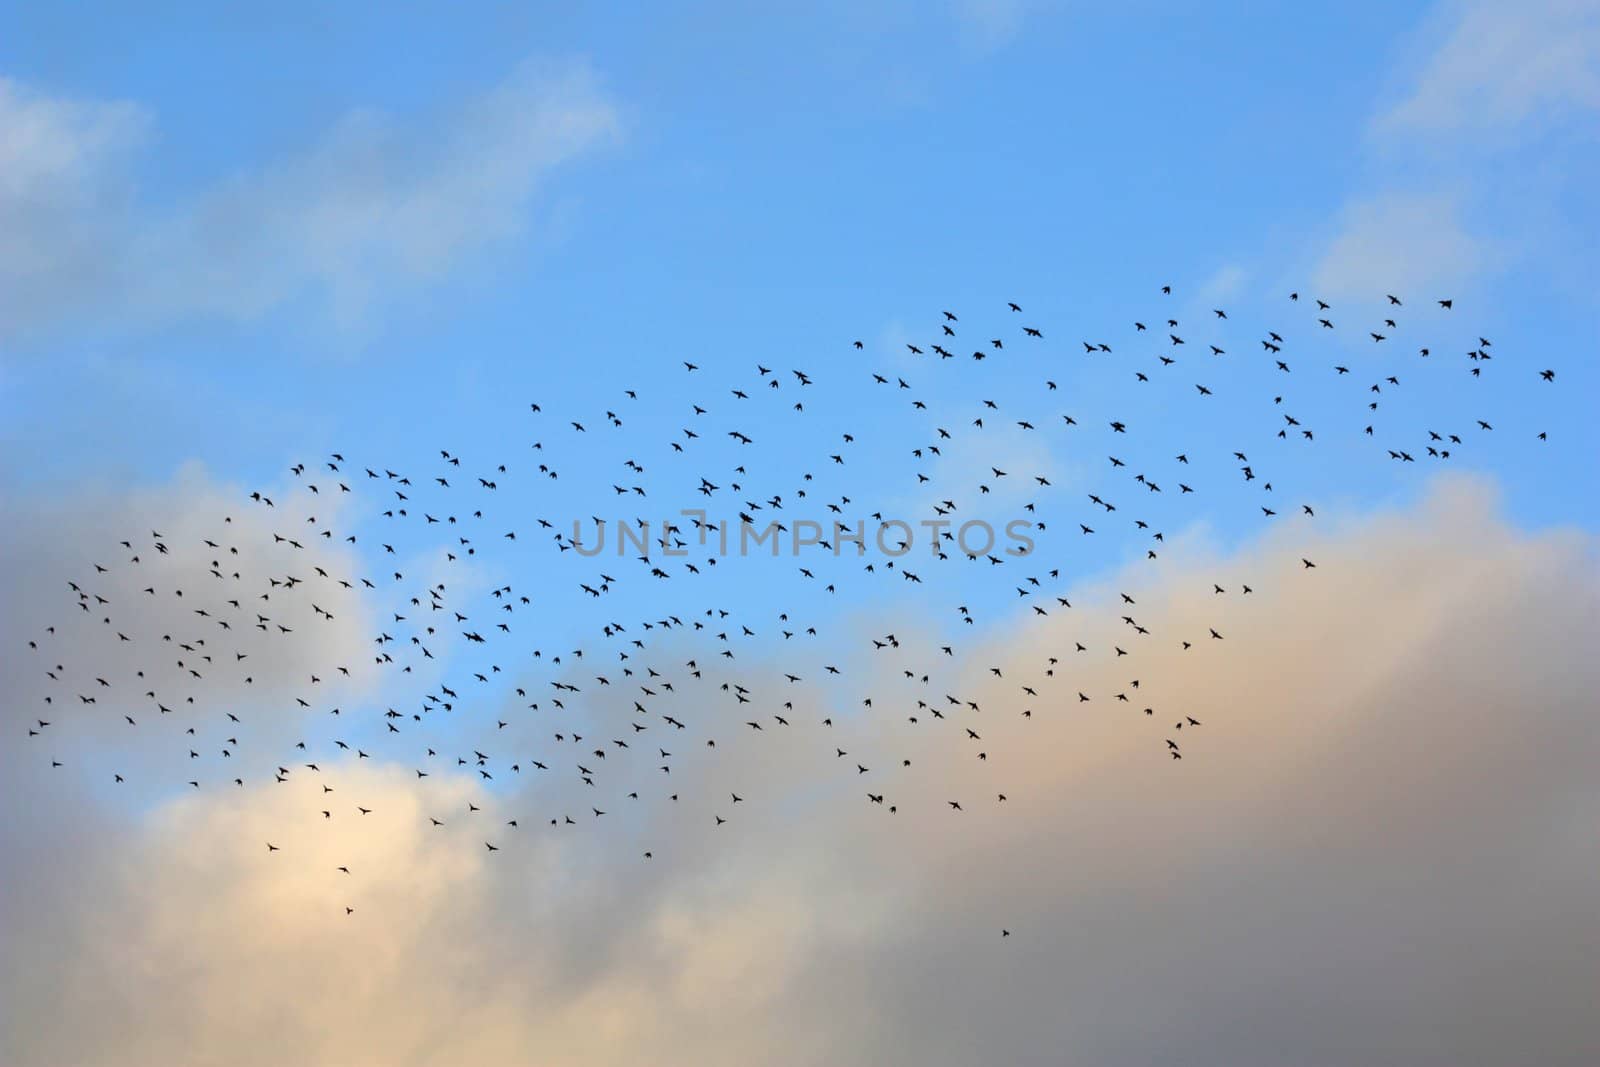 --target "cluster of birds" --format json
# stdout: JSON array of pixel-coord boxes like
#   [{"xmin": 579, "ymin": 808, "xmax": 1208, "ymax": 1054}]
[{"xmin": 22, "ymin": 286, "xmax": 1558, "ymax": 929}]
